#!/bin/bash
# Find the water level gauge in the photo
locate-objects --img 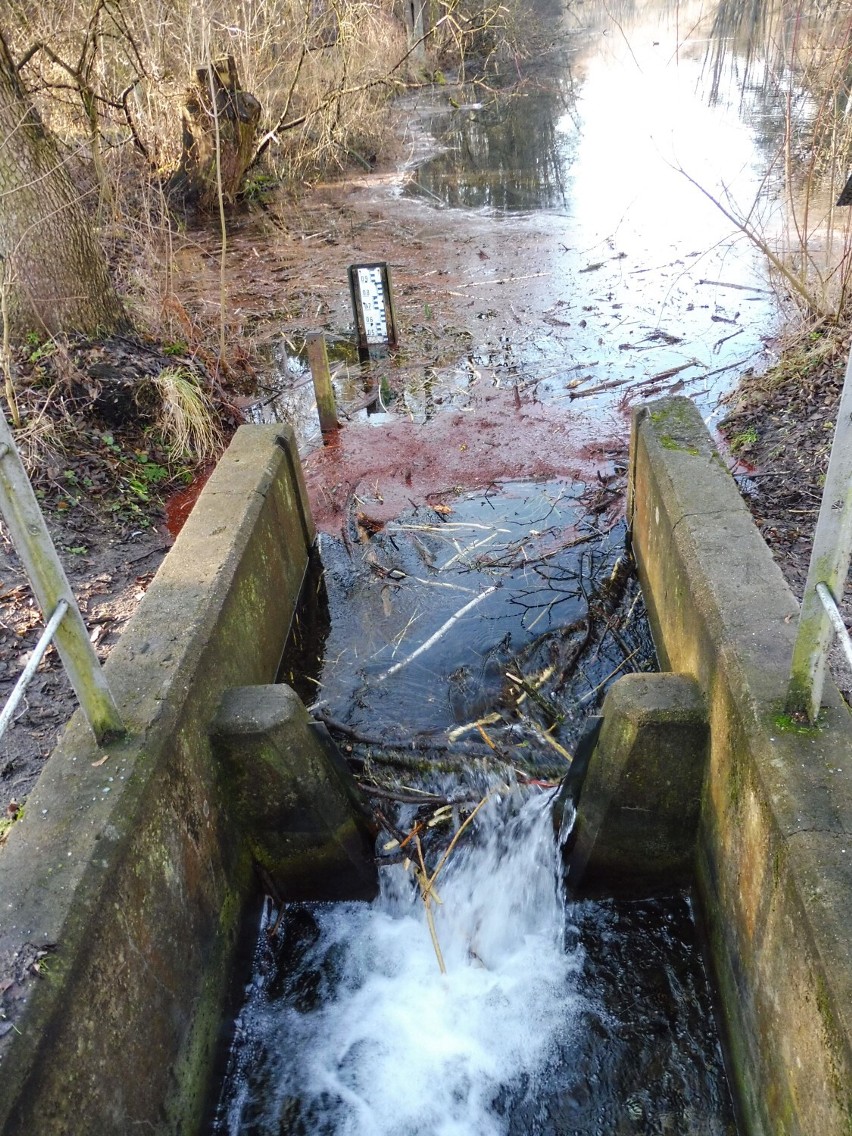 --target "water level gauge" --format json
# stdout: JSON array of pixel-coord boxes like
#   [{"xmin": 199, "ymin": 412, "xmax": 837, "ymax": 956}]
[{"xmin": 348, "ymin": 262, "xmax": 398, "ymax": 356}]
